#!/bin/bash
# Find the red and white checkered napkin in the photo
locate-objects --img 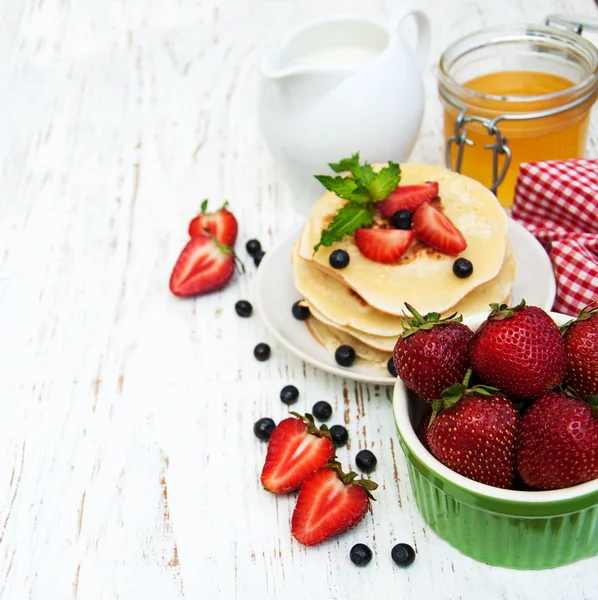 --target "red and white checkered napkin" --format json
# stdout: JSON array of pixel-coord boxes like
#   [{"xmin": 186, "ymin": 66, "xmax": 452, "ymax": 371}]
[{"xmin": 512, "ymin": 159, "xmax": 598, "ymax": 316}]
